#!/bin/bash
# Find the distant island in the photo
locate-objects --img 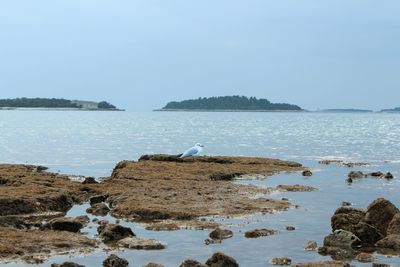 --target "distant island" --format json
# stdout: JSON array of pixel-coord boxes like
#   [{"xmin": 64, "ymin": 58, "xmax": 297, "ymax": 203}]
[
  {"xmin": 317, "ymin": 109, "xmax": 373, "ymax": 113},
  {"xmin": 156, "ymin": 96, "xmax": 302, "ymax": 111},
  {"xmin": 0, "ymin": 98, "xmax": 123, "ymax": 111},
  {"xmin": 380, "ymin": 107, "xmax": 400, "ymax": 113}
]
